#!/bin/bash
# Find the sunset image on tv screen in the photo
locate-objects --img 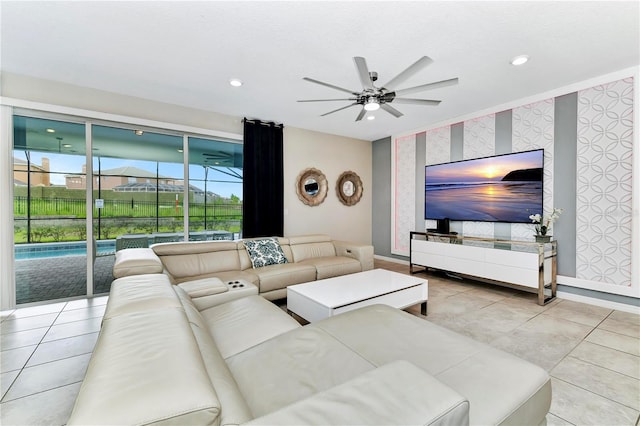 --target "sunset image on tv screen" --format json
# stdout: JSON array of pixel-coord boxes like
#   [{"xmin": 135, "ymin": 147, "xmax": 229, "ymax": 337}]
[{"xmin": 425, "ymin": 149, "xmax": 543, "ymax": 223}]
